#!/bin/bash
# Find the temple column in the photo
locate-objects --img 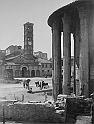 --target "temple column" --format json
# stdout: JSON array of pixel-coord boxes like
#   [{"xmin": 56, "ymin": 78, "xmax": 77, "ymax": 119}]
[
  {"xmin": 52, "ymin": 28, "xmax": 55, "ymax": 101},
  {"xmin": 88, "ymin": 4, "xmax": 94, "ymax": 94},
  {"xmin": 78, "ymin": 5, "xmax": 89, "ymax": 97},
  {"xmin": 73, "ymin": 21, "xmax": 80, "ymax": 96},
  {"xmin": 52, "ymin": 18, "xmax": 62, "ymax": 101},
  {"xmin": 62, "ymin": 14, "xmax": 71, "ymax": 95}
]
